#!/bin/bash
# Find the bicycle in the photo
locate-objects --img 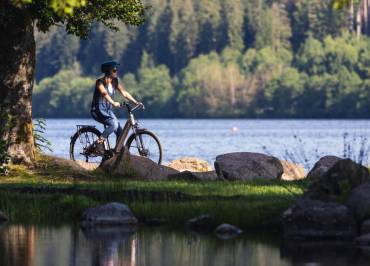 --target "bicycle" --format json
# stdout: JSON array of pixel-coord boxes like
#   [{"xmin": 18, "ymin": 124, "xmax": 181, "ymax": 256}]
[{"xmin": 69, "ymin": 102, "xmax": 162, "ymax": 166}]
